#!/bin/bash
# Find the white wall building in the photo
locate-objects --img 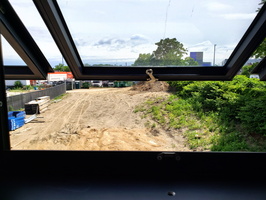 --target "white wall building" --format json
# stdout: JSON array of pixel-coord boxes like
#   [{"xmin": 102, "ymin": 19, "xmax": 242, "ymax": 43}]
[{"xmin": 47, "ymin": 73, "xmax": 66, "ymax": 82}]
